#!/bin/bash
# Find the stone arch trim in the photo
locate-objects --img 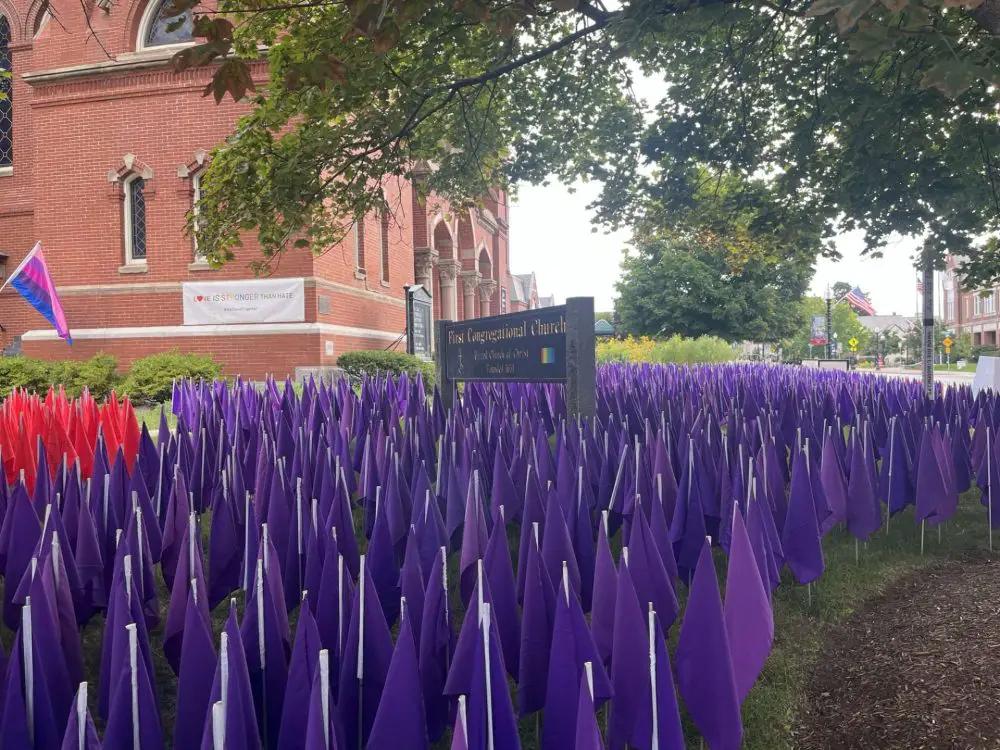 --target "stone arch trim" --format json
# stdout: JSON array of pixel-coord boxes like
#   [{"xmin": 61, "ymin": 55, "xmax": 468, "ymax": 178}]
[
  {"xmin": 23, "ymin": 0, "xmax": 48, "ymax": 40},
  {"xmin": 107, "ymin": 152, "xmax": 156, "ymax": 200},
  {"xmin": 0, "ymin": 1, "xmax": 21, "ymax": 46}
]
